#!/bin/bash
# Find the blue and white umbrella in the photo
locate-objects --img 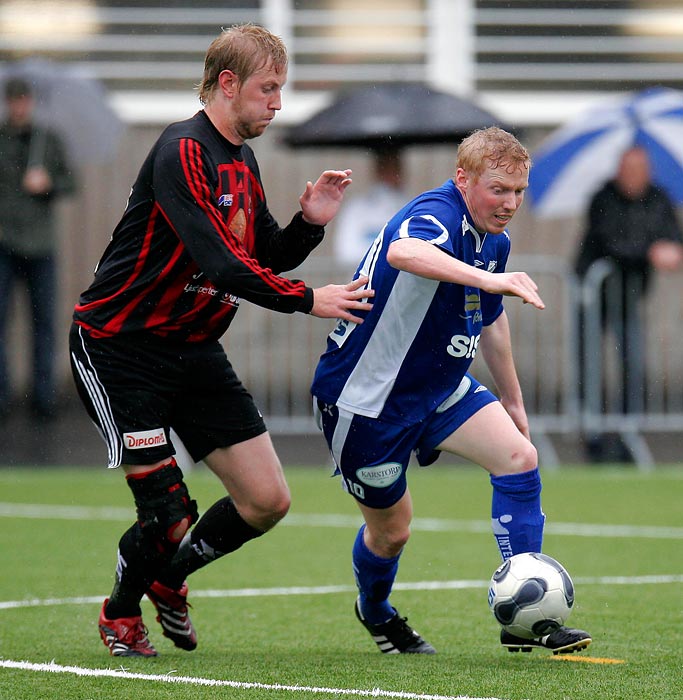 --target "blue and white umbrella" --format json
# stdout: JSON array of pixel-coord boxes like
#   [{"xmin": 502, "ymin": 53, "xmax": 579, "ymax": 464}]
[{"xmin": 528, "ymin": 87, "xmax": 683, "ymax": 219}]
